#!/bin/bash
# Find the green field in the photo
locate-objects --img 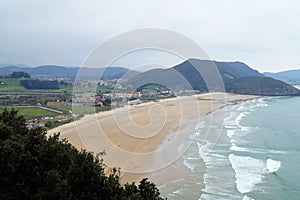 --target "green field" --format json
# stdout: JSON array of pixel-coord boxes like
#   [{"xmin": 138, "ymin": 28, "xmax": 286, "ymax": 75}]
[
  {"xmin": 0, "ymin": 78, "xmax": 26, "ymax": 85},
  {"xmin": 0, "ymin": 78, "xmax": 114, "ymax": 94},
  {"xmin": 0, "ymin": 107, "xmax": 56, "ymax": 117},
  {"xmin": 0, "ymin": 78, "xmax": 63, "ymax": 93},
  {"xmin": 0, "ymin": 78, "xmax": 28, "ymax": 92},
  {"xmin": 48, "ymin": 105, "xmax": 73, "ymax": 112},
  {"xmin": 48, "ymin": 105, "xmax": 111, "ymax": 114},
  {"xmin": 49, "ymin": 105, "xmax": 95, "ymax": 114}
]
